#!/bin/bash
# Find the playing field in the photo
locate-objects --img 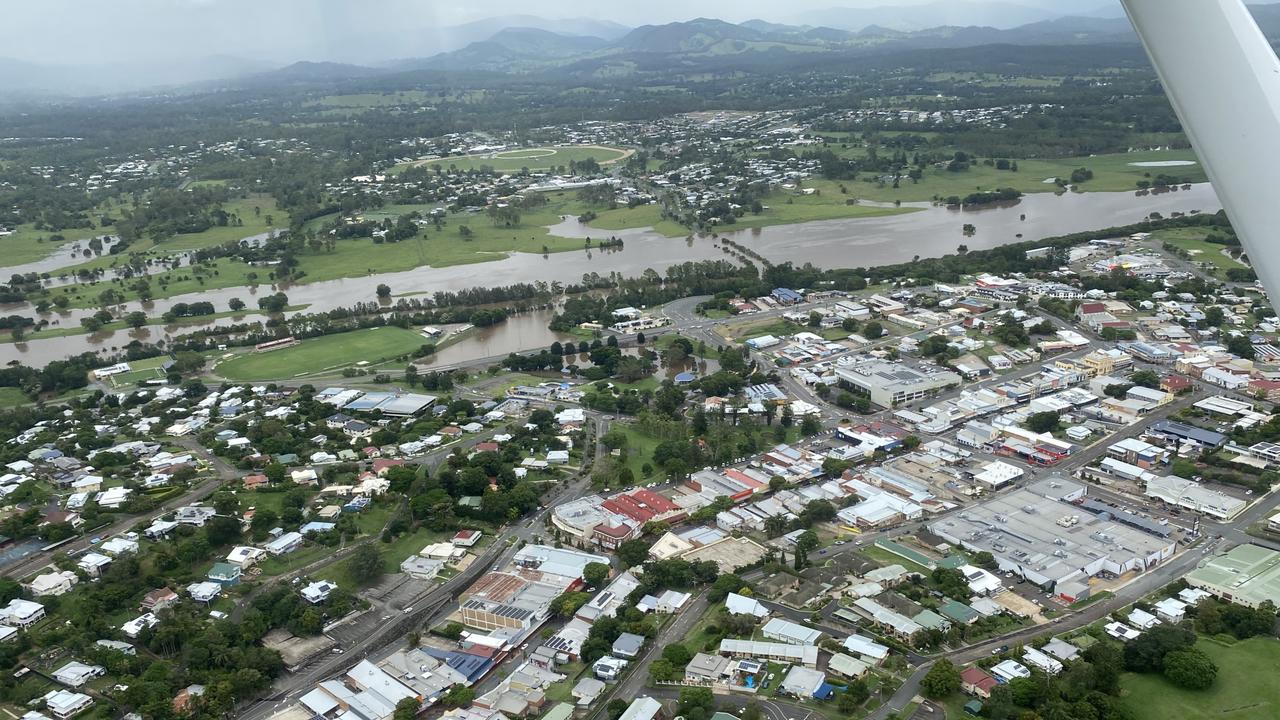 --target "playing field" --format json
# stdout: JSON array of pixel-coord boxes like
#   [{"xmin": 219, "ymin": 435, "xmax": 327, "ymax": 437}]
[
  {"xmin": 1153, "ymin": 227, "xmax": 1249, "ymax": 273},
  {"xmin": 395, "ymin": 145, "xmax": 631, "ymax": 174},
  {"xmin": 1122, "ymin": 637, "xmax": 1280, "ymax": 720},
  {"xmin": 213, "ymin": 327, "xmax": 429, "ymax": 381}
]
